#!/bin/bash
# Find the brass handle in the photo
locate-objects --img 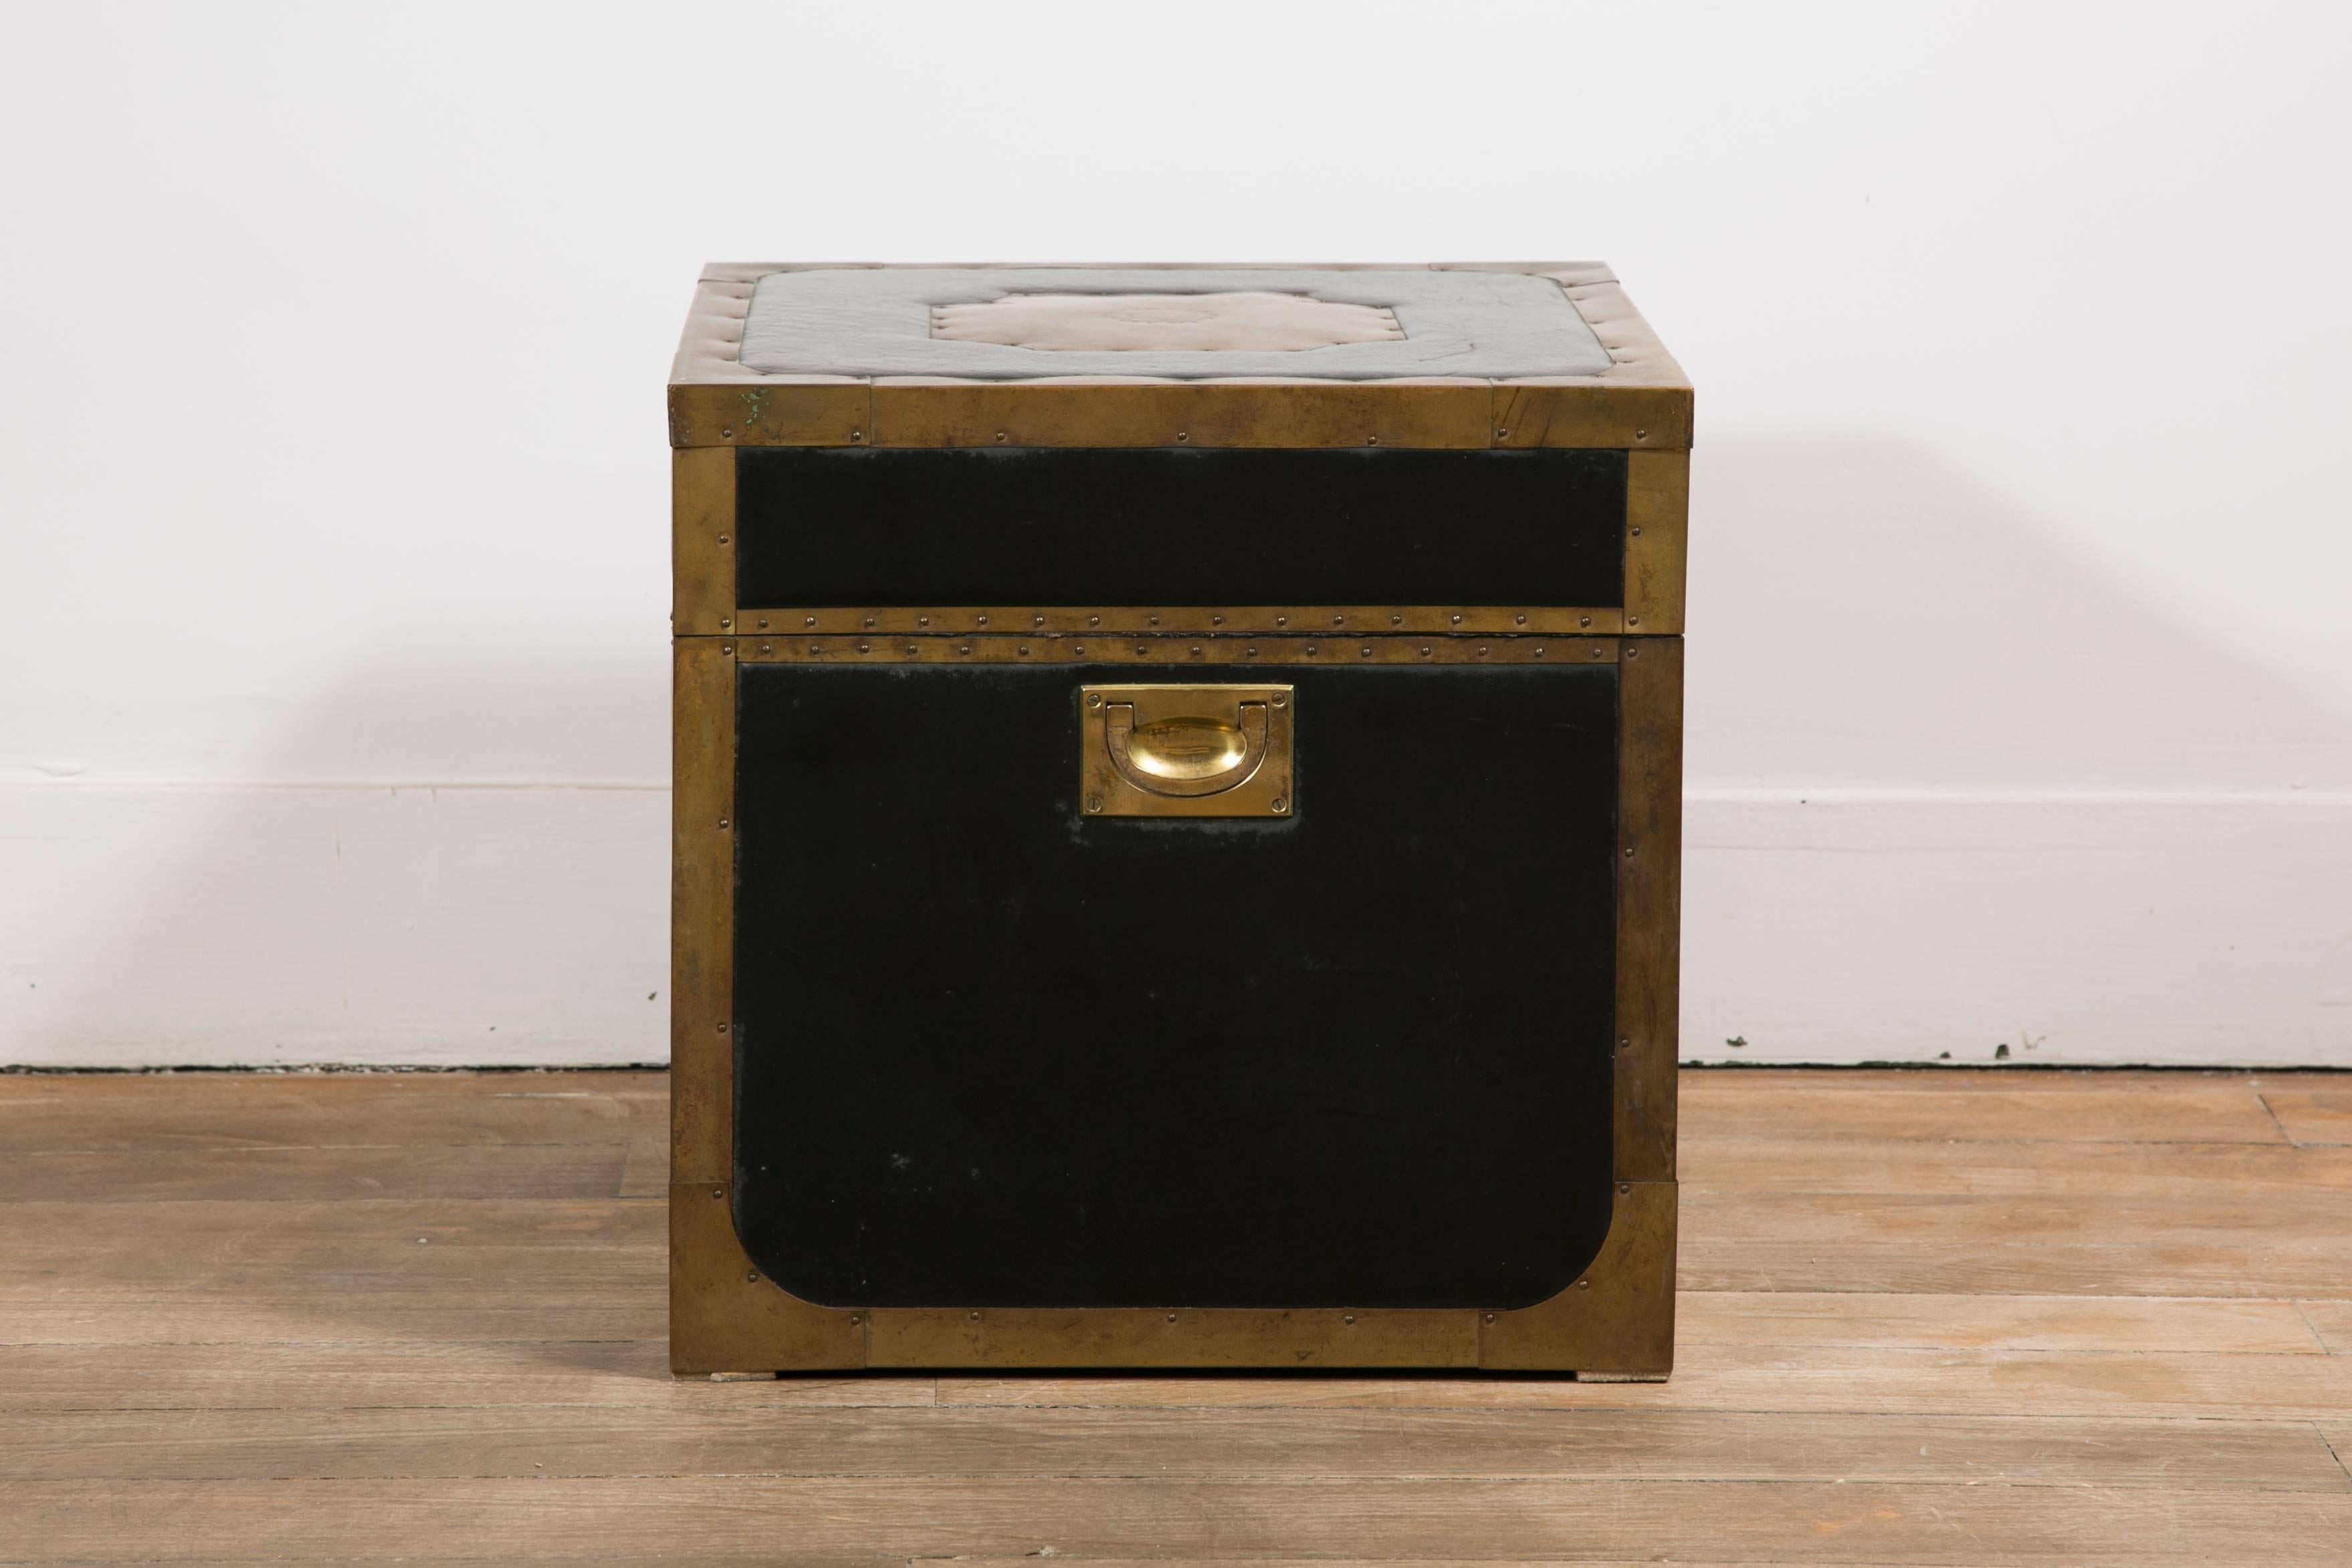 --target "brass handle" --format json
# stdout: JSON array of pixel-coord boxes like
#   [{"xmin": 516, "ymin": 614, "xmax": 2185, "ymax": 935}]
[{"xmin": 1103, "ymin": 702, "xmax": 1268, "ymax": 797}]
